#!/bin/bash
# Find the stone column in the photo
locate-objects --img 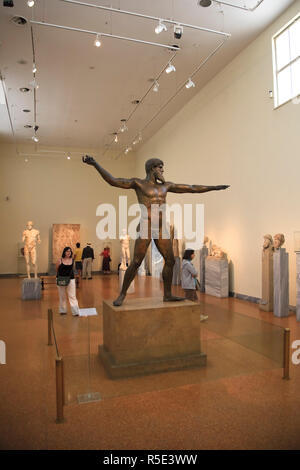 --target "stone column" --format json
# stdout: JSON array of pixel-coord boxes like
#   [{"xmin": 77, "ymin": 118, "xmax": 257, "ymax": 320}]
[
  {"xmin": 199, "ymin": 245, "xmax": 208, "ymax": 293},
  {"xmin": 273, "ymin": 248, "xmax": 289, "ymax": 318},
  {"xmin": 260, "ymin": 249, "xmax": 273, "ymax": 312},
  {"xmin": 296, "ymin": 253, "xmax": 300, "ymax": 321}
]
